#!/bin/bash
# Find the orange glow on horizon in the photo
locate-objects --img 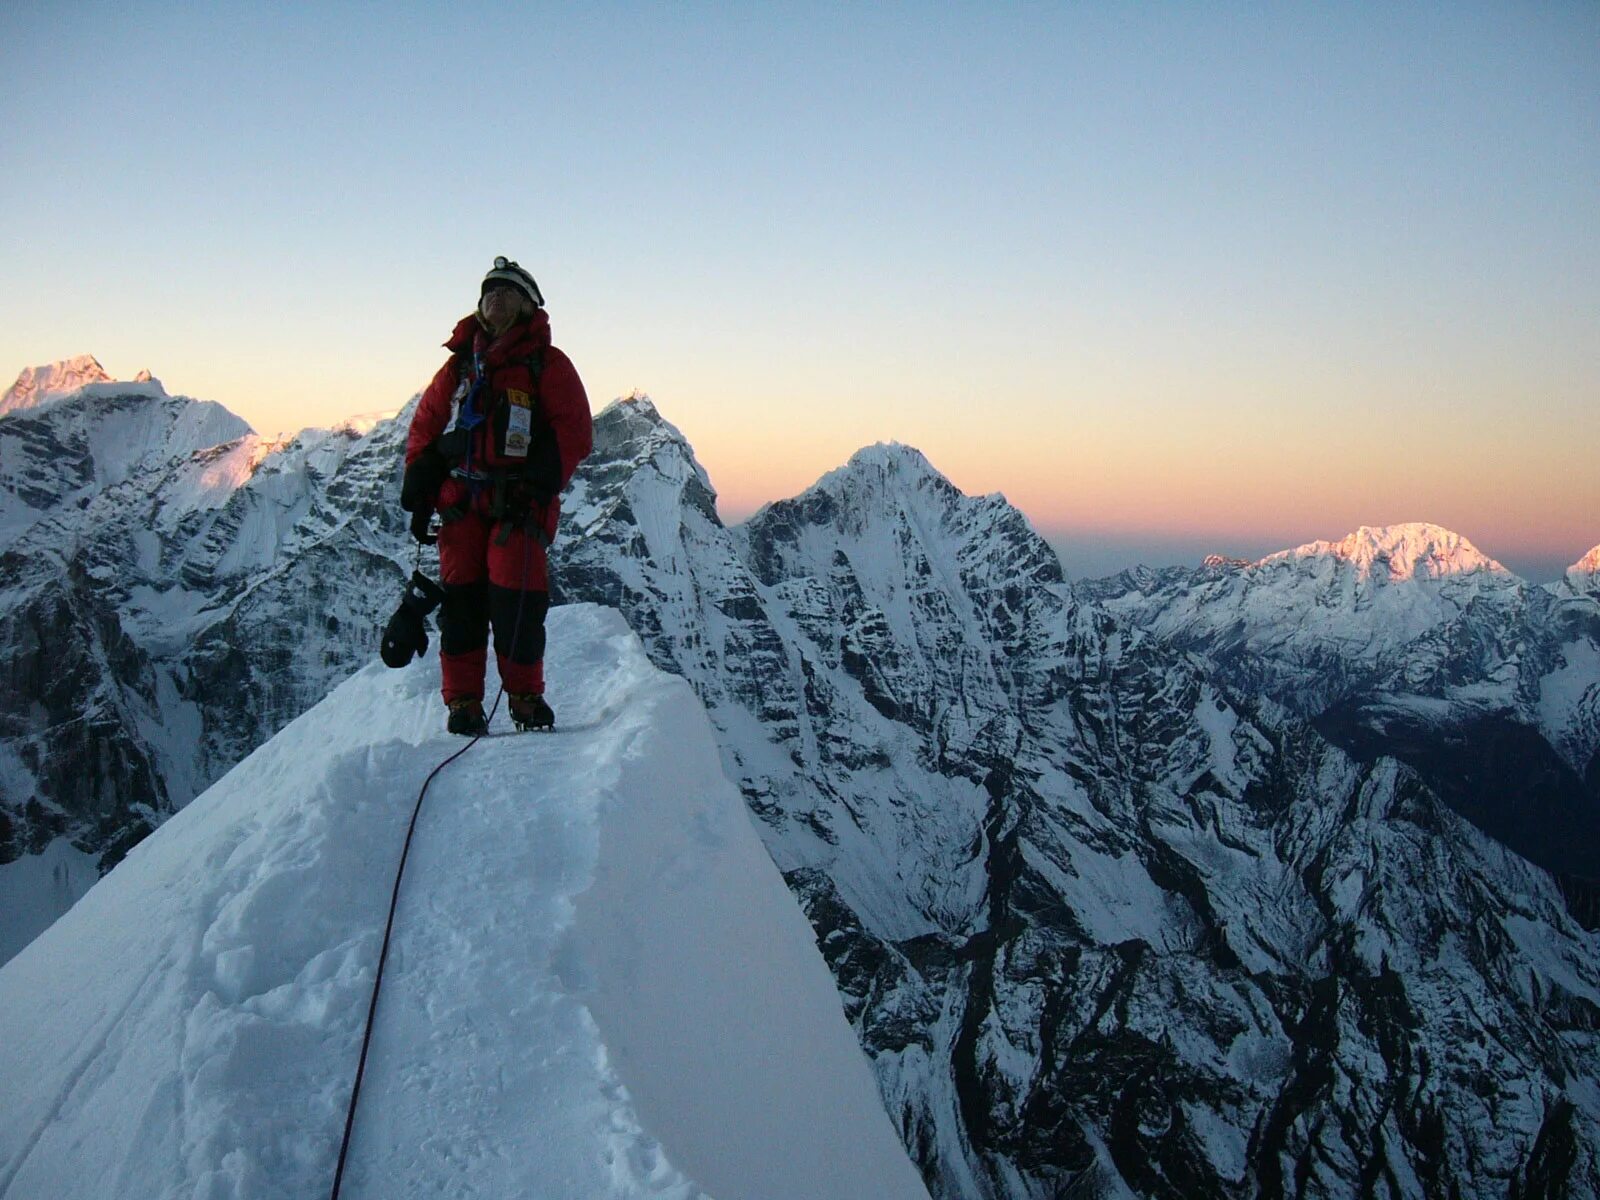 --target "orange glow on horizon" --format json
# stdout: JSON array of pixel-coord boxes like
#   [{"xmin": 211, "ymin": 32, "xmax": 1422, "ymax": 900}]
[{"xmin": 691, "ymin": 411, "xmax": 1598, "ymax": 571}]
